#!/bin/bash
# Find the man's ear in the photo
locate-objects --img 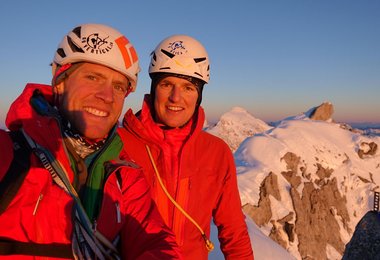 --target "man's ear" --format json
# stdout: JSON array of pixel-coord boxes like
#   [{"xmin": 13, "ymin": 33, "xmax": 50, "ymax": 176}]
[
  {"xmin": 53, "ymin": 81, "xmax": 65, "ymax": 95},
  {"xmin": 51, "ymin": 62, "xmax": 58, "ymax": 77},
  {"xmin": 52, "ymin": 81, "xmax": 65, "ymax": 107}
]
